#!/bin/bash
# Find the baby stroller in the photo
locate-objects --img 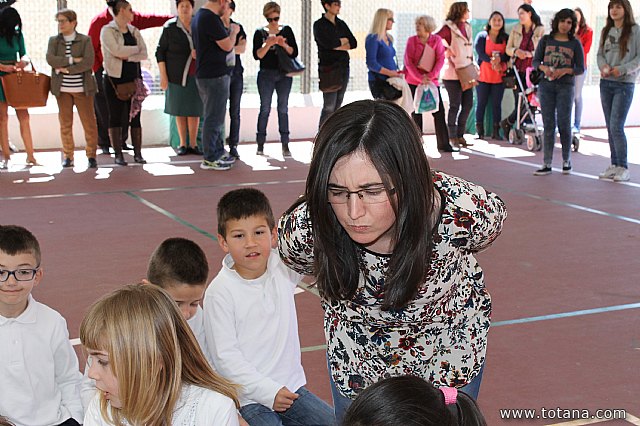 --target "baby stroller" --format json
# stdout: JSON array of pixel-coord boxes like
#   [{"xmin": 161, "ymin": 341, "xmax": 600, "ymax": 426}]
[{"xmin": 506, "ymin": 66, "xmax": 543, "ymax": 151}]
